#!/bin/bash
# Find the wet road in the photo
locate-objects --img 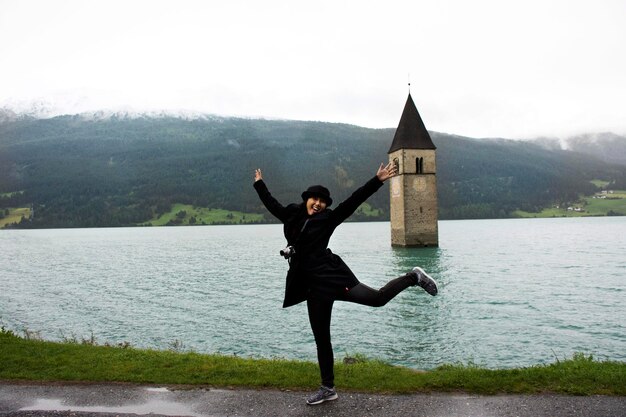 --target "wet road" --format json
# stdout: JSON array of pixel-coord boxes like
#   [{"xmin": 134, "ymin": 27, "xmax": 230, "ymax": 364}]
[{"xmin": 0, "ymin": 382, "xmax": 625, "ymax": 417}]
